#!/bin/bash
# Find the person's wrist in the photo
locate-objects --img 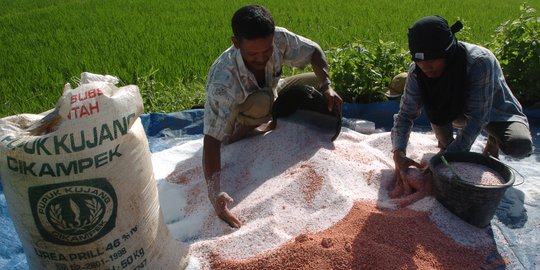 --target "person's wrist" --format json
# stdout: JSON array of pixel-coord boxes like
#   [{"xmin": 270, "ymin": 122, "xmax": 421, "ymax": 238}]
[
  {"xmin": 393, "ymin": 149, "xmax": 406, "ymax": 158},
  {"xmin": 320, "ymin": 78, "xmax": 332, "ymax": 91}
]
